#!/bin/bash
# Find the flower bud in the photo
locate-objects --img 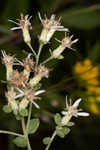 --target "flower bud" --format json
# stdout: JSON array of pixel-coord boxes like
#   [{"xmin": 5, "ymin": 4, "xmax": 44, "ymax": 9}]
[
  {"xmin": 2, "ymin": 51, "xmax": 14, "ymax": 80},
  {"xmin": 5, "ymin": 88, "xmax": 18, "ymax": 112}
]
